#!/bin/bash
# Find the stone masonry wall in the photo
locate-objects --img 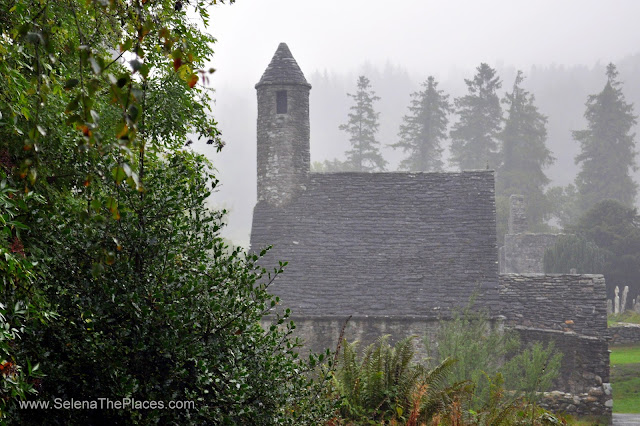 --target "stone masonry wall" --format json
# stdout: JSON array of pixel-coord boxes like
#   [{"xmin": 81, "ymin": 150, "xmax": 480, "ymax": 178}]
[
  {"xmin": 499, "ymin": 274, "xmax": 608, "ymax": 337},
  {"xmin": 256, "ymin": 83, "xmax": 310, "ymax": 207},
  {"xmin": 609, "ymin": 323, "xmax": 640, "ymax": 345},
  {"xmin": 500, "ymin": 274, "xmax": 611, "ymax": 418},
  {"xmin": 508, "ymin": 194, "xmax": 527, "ymax": 234},
  {"xmin": 502, "ymin": 233, "xmax": 560, "ymax": 273}
]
